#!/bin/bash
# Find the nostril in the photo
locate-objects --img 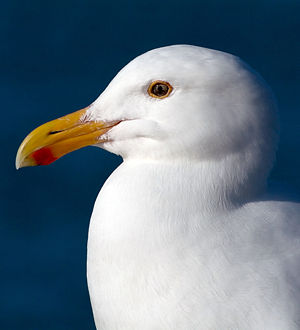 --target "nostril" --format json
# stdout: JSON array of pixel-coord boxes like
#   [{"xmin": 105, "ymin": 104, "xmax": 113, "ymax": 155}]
[{"xmin": 49, "ymin": 130, "xmax": 64, "ymax": 135}]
